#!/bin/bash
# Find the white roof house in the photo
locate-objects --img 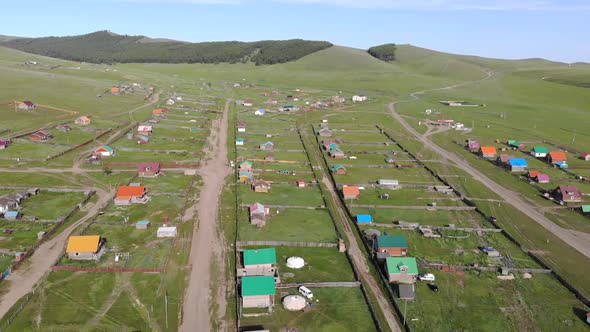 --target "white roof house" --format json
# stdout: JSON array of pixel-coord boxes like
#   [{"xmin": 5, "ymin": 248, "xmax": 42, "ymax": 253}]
[
  {"xmin": 157, "ymin": 226, "xmax": 177, "ymax": 238},
  {"xmin": 352, "ymin": 95, "xmax": 367, "ymax": 102},
  {"xmin": 377, "ymin": 179, "xmax": 399, "ymax": 186},
  {"xmin": 137, "ymin": 125, "xmax": 153, "ymax": 132}
]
